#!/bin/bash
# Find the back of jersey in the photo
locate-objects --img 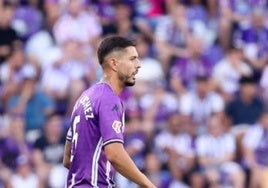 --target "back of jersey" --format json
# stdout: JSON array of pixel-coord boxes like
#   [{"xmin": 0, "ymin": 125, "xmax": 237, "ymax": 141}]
[{"xmin": 66, "ymin": 82, "xmax": 125, "ymax": 188}]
